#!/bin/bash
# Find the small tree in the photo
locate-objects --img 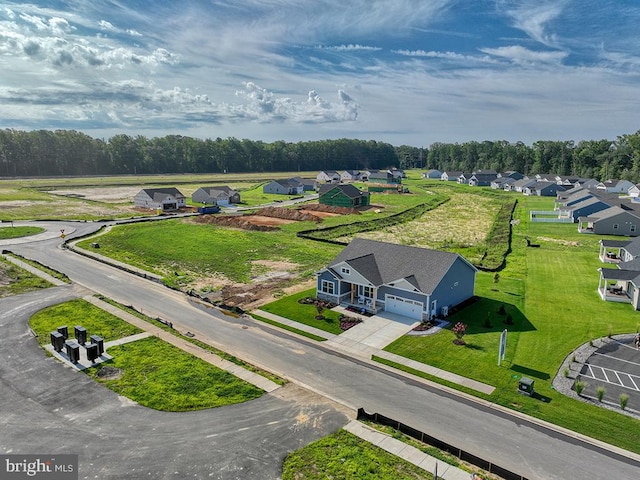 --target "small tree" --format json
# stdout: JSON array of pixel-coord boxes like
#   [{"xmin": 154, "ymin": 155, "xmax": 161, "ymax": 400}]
[
  {"xmin": 596, "ymin": 386, "xmax": 605, "ymax": 402},
  {"xmin": 574, "ymin": 380, "xmax": 585, "ymax": 395},
  {"xmin": 493, "ymin": 273, "xmax": 500, "ymax": 284},
  {"xmin": 620, "ymin": 394, "xmax": 629, "ymax": 410},
  {"xmin": 315, "ymin": 303, "xmax": 325, "ymax": 320},
  {"xmin": 452, "ymin": 322, "xmax": 467, "ymax": 345}
]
